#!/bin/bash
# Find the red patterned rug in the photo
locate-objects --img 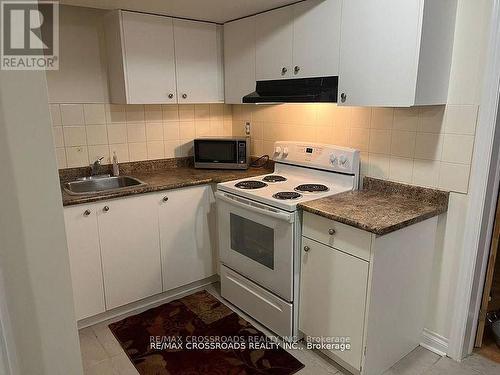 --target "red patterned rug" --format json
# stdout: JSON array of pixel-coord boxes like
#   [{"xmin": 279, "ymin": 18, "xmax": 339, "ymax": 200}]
[{"xmin": 109, "ymin": 290, "xmax": 304, "ymax": 374}]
